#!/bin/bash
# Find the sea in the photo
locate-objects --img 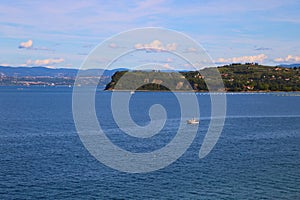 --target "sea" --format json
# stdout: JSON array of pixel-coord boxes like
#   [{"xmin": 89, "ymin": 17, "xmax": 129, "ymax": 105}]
[{"xmin": 0, "ymin": 86, "xmax": 299, "ymax": 199}]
